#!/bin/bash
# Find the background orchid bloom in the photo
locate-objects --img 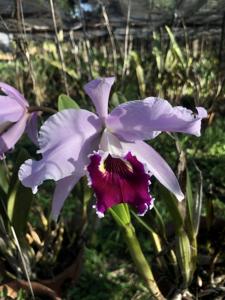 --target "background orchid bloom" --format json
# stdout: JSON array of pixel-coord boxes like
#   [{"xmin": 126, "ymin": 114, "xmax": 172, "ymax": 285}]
[
  {"xmin": 19, "ymin": 77, "xmax": 207, "ymax": 220},
  {"xmin": 0, "ymin": 82, "xmax": 36, "ymax": 159}
]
